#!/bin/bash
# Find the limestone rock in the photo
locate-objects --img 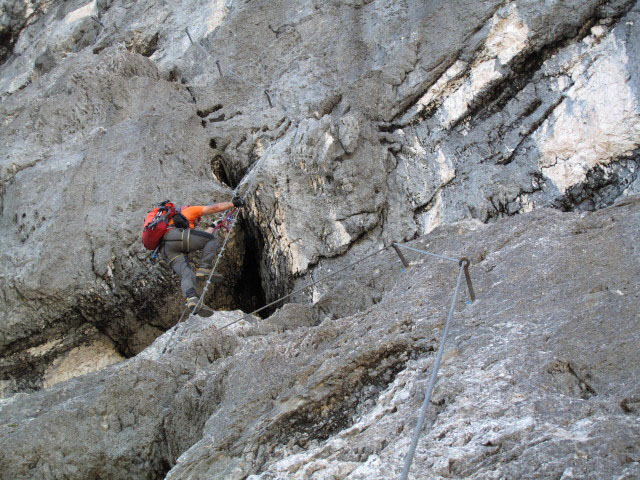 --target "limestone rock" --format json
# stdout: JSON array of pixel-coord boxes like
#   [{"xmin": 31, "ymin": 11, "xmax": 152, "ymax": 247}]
[
  {"xmin": 1, "ymin": 197, "xmax": 637, "ymax": 480},
  {"xmin": 2, "ymin": 0, "xmax": 640, "ymax": 394},
  {"xmin": 171, "ymin": 0, "xmax": 640, "ymax": 301},
  {"xmin": 0, "ymin": 311, "xmax": 242, "ymax": 479},
  {"xmin": 0, "ymin": 46, "xmax": 245, "ymax": 395},
  {"xmin": 170, "ymin": 196, "xmax": 640, "ymax": 480},
  {"xmin": 242, "ymin": 302, "xmax": 316, "ymax": 336},
  {"xmin": 1, "ymin": 0, "xmax": 640, "ymax": 476}
]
